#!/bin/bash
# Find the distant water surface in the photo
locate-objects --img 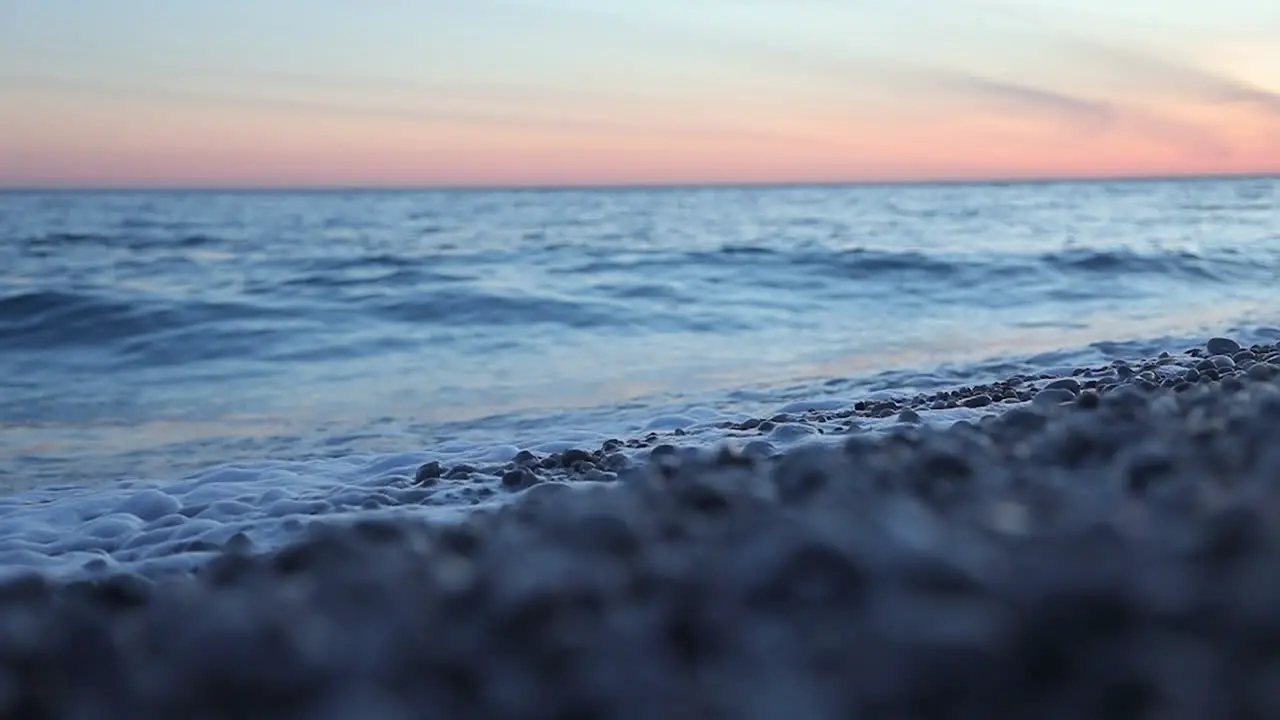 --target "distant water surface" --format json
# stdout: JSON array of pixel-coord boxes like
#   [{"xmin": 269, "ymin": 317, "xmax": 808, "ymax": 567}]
[{"xmin": 2, "ymin": 179, "xmax": 1278, "ymax": 489}]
